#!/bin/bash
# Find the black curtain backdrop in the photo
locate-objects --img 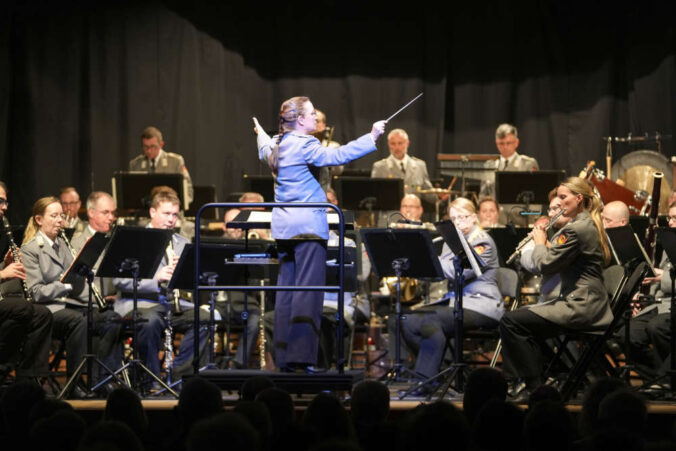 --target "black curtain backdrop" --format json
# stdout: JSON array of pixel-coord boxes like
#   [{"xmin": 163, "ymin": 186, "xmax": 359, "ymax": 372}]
[{"xmin": 1, "ymin": 0, "xmax": 675, "ymax": 223}]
